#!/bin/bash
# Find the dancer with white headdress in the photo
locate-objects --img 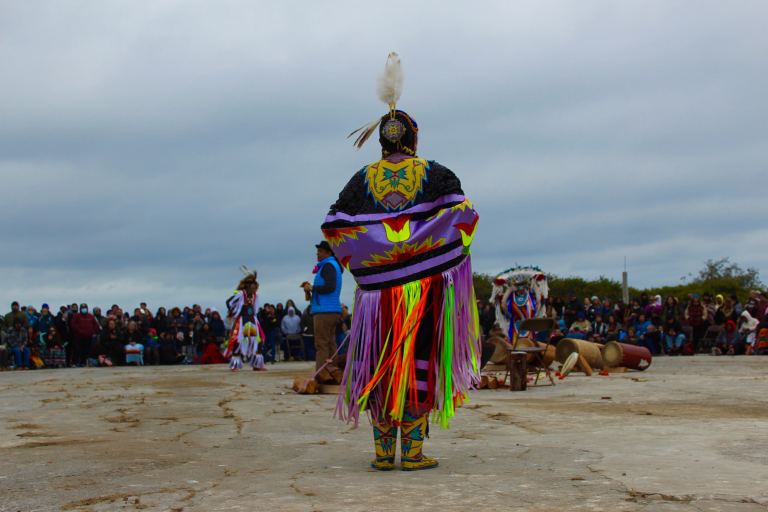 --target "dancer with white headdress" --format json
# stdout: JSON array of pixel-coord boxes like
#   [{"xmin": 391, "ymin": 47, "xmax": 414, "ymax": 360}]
[
  {"xmin": 225, "ymin": 267, "xmax": 266, "ymax": 371},
  {"xmin": 324, "ymin": 53, "xmax": 481, "ymax": 471}
]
